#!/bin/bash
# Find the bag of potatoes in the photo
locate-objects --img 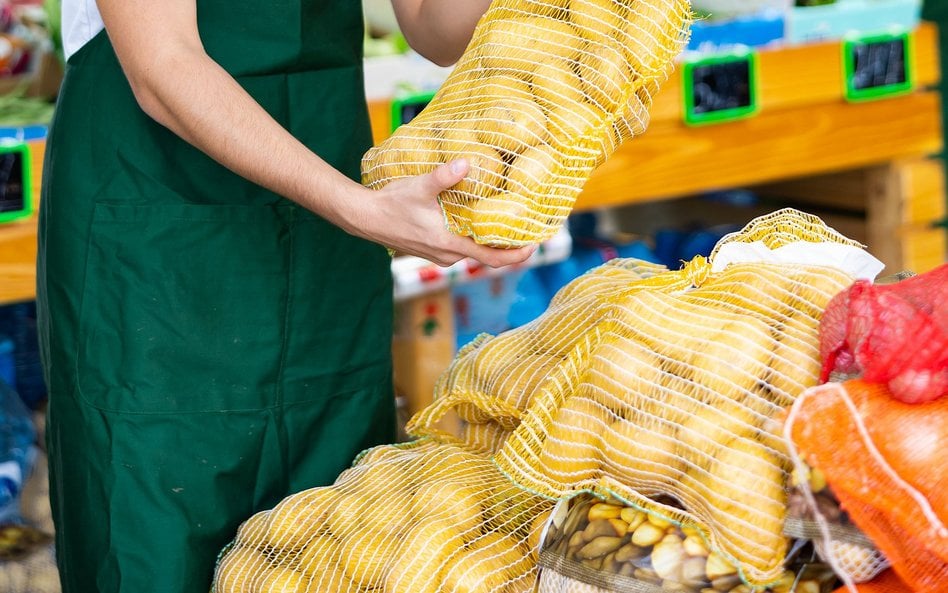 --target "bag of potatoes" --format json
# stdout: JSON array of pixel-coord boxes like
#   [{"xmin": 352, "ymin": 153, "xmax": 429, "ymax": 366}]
[{"xmin": 361, "ymin": 0, "xmax": 692, "ymax": 247}]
